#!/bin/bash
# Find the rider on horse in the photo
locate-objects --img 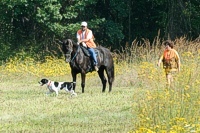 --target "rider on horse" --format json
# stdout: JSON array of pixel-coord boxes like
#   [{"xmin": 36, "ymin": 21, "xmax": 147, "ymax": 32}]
[{"xmin": 76, "ymin": 21, "xmax": 99, "ymax": 71}]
